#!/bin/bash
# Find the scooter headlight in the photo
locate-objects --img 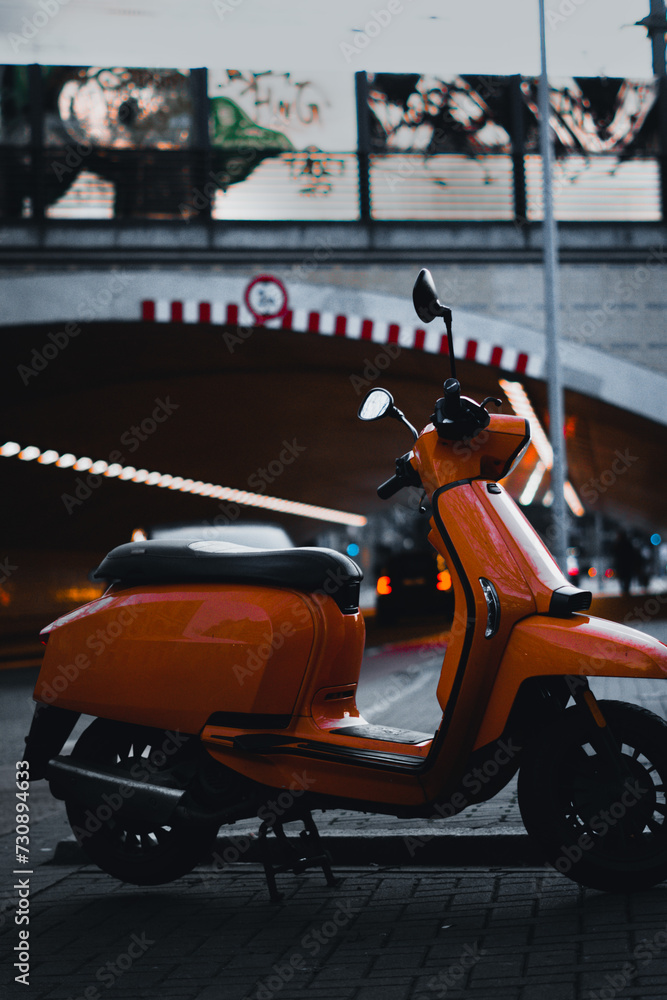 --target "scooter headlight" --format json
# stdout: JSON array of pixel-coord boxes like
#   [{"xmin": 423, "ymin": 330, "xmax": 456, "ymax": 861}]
[{"xmin": 479, "ymin": 577, "xmax": 500, "ymax": 638}]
